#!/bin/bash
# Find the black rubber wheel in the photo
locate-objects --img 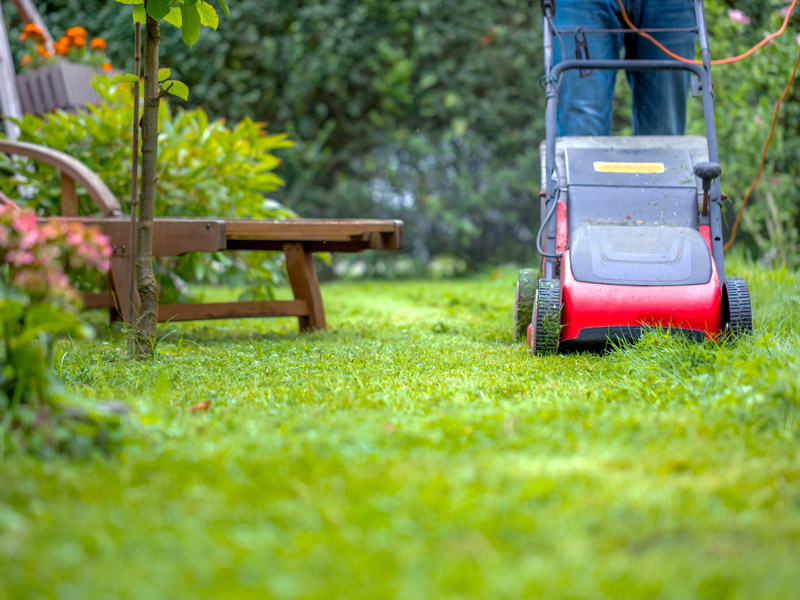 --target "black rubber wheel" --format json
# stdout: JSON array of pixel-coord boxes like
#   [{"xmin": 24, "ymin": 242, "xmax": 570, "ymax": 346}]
[
  {"xmin": 721, "ymin": 277, "xmax": 753, "ymax": 338},
  {"xmin": 532, "ymin": 278, "xmax": 561, "ymax": 355},
  {"xmin": 513, "ymin": 269, "xmax": 537, "ymax": 341}
]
